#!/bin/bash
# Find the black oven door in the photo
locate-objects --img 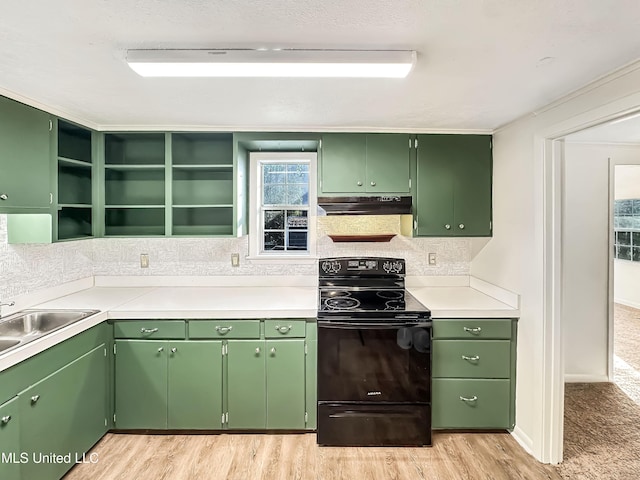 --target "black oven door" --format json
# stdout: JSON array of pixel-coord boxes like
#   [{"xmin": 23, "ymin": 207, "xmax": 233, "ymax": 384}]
[{"xmin": 317, "ymin": 320, "xmax": 431, "ymax": 403}]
